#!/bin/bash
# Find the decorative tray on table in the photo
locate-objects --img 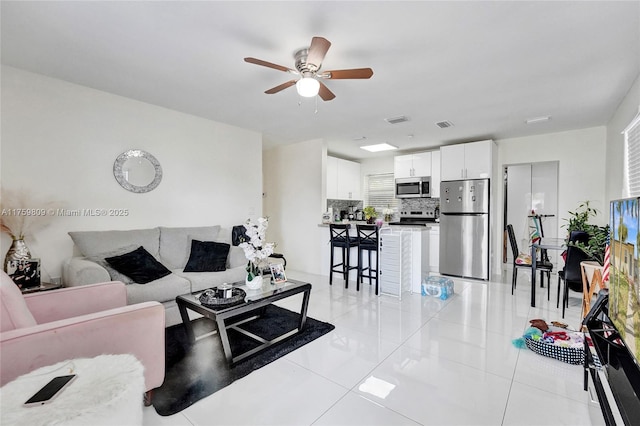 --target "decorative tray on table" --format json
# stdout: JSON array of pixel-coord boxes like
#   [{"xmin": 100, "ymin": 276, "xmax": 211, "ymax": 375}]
[{"xmin": 199, "ymin": 287, "xmax": 246, "ymax": 309}]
